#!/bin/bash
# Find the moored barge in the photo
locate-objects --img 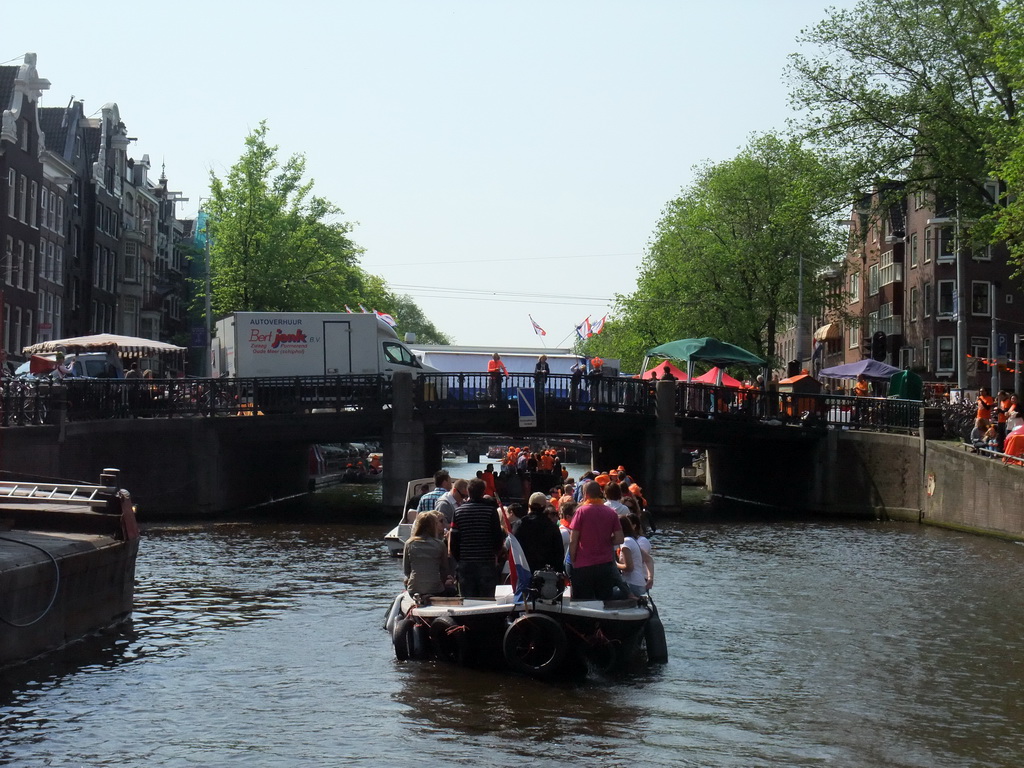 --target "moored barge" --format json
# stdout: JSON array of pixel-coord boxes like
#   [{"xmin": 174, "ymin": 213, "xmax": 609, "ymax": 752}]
[{"xmin": 0, "ymin": 470, "xmax": 140, "ymax": 667}]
